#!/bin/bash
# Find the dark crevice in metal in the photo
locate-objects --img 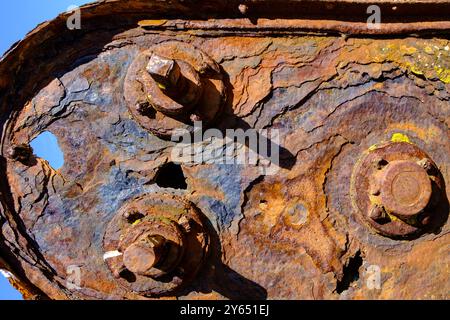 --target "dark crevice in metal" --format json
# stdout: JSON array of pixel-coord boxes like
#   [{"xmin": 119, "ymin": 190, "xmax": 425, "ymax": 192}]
[
  {"xmin": 335, "ymin": 250, "xmax": 363, "ymax": 294},
  {"xmin": 155, "ymin": 162, "xmax": 188, "ymax": 190}
]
